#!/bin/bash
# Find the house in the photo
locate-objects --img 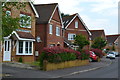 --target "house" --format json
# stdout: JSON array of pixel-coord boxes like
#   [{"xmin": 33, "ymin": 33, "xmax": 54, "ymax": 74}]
[
  {"xmin": 2, "ymin": 2, "xmax": 39, "ymax": 62},
  {"xmin": 106, "ymin": 34, "xmax": 120, "ymax": 53},
  {"xmin": 34, "ymin": 3, "xmax": 64, "ymax": 59},
  {"xmin": 62, "ymin": 13, "xmax": 91, "ymax": 50},
  {"xmin": 90, "ymin": 29, "xmax": 106, "ymax": 48}
]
